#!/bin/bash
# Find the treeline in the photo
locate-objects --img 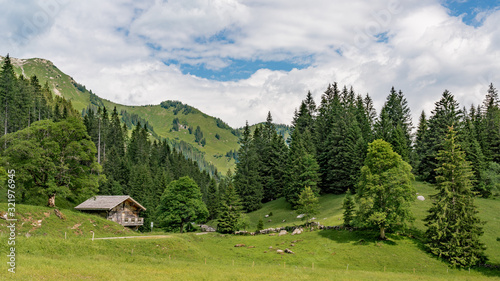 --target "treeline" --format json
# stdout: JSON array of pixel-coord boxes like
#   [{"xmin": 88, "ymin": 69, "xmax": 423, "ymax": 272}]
[
  {"xmin": 0, "ymin": 55, "xmax": 98, "ymax": 207},
  {"xmin": 82, "ymin": 106, "xmax": 214, "ymax": 230},
  {"xmin": 161, "ymin": 100, "xmax": 198, "ymax": 115},
  {"xmin": 232, "ymin": 83, "xmax": 500, "ymax": 214},
  {"xmin": 0, "ymin": 55, "xmax": 79, "ymax": 139}
]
